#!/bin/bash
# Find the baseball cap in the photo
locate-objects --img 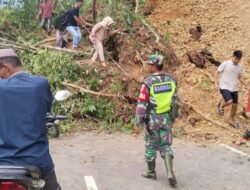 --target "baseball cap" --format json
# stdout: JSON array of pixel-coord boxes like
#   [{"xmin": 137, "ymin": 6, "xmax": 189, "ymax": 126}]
[
  {"xmin": 0, "ymin": 49, "xmax": 18, "ymax": 59},
  {"xmin": 146, "ymin": 54, "xmax": 164, "ymax": 66}
]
